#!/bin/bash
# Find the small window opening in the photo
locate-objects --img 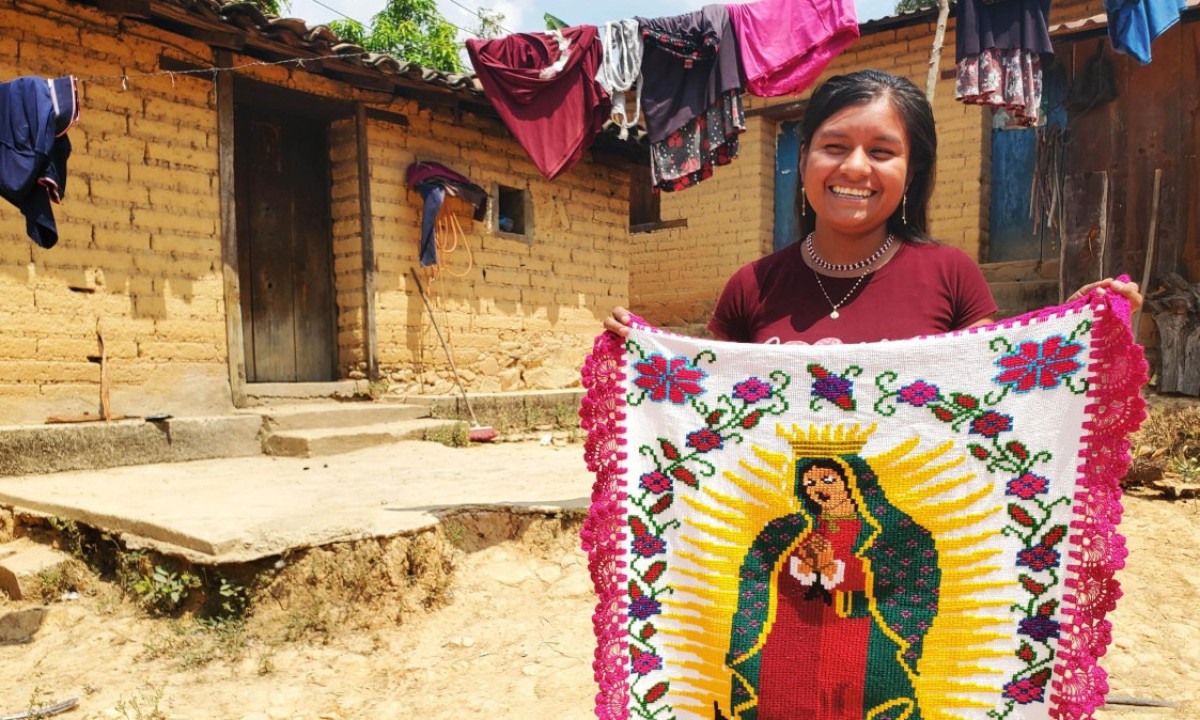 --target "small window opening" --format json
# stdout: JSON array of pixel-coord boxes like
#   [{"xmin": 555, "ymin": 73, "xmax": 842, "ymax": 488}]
[{"xmin": 497, "ymin": 185, "xmax": 527, "ymax": 235}]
